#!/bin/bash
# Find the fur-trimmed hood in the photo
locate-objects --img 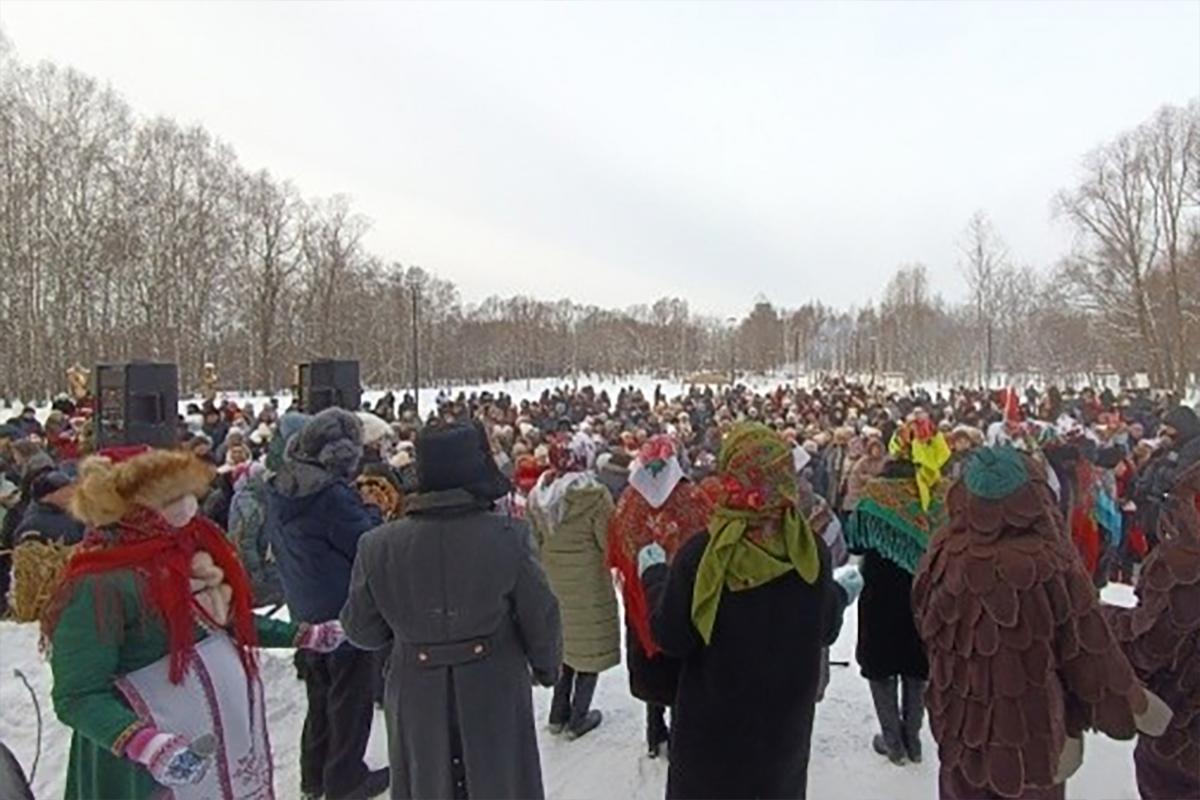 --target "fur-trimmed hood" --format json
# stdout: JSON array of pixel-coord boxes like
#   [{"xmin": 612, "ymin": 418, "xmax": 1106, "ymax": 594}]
[{"xmin": 70, "ymin": 450, "xmax": 215, "ymax": 528}]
